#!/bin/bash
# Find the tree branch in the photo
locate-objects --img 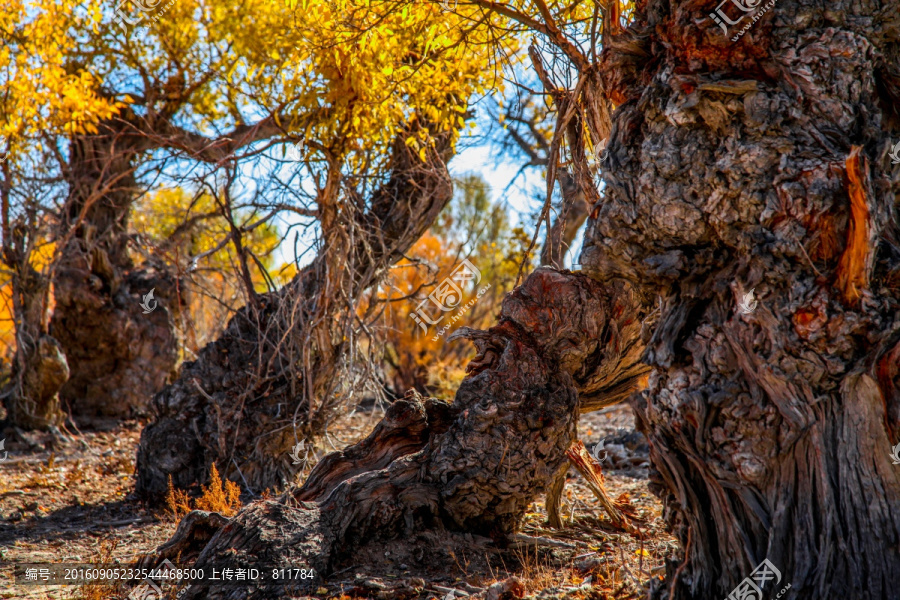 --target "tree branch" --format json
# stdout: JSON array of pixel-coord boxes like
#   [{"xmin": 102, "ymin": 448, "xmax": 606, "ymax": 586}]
[{"xmin": 472, "ymin": 0, "xmax": 589, "ymax": 71}]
